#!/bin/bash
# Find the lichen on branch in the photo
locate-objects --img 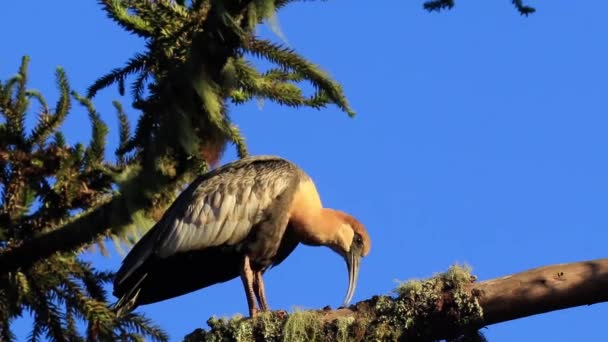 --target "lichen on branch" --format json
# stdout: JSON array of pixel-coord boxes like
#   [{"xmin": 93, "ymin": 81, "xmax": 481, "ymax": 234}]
[
  {"xmin": 183, "ymin": 264, "xmax": 485, "ymax": 342},
  {"xmin": 184, "ymin": 258, "xmax": 608, "ymax": 341}
]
